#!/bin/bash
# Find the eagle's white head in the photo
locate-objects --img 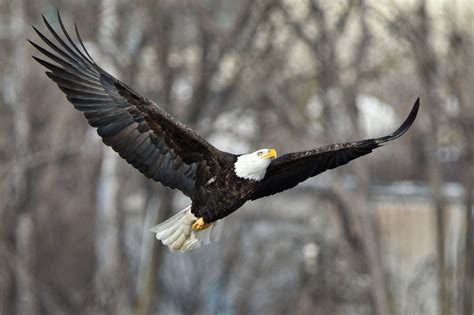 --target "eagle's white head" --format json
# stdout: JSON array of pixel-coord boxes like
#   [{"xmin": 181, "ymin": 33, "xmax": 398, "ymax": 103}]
[{"xmin": 234, "ymin": 148, "xmax": 277, "ymax": 181}]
